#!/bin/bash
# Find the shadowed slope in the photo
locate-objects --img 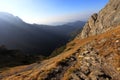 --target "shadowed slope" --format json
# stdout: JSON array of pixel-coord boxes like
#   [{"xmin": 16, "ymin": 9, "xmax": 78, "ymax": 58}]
[
  {"xmin": 1, "ymin": 25, "xmax": 120, "ymax": 80},
  {"xmin": 0, "ymin": 13, "xmax": 85, "ymax": 56}
]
